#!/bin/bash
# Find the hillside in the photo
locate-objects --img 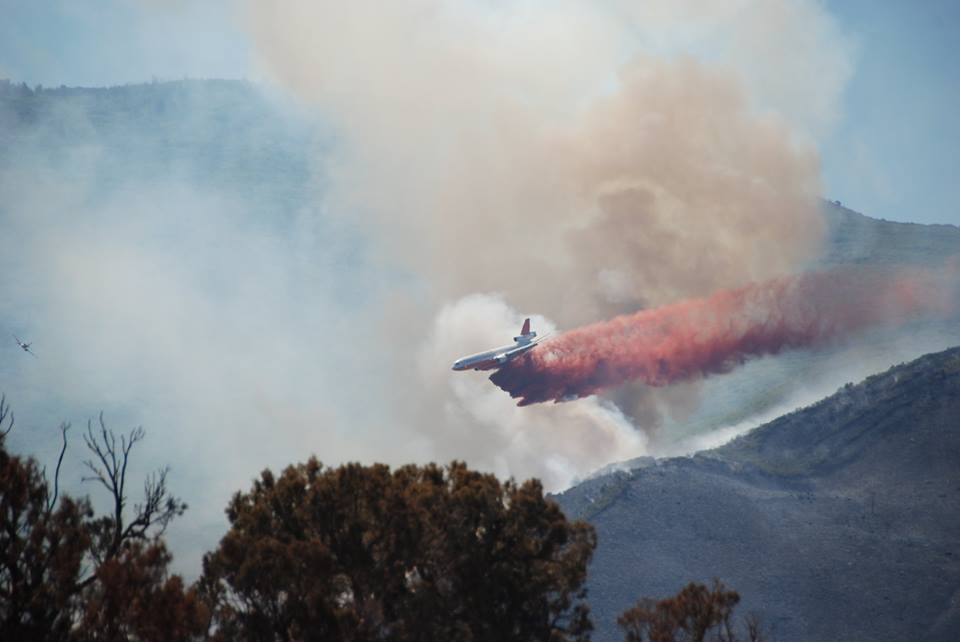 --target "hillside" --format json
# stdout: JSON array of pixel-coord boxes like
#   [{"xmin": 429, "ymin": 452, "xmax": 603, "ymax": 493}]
[
  {"xmin": 0, "ymin": 79, "xmax": 321, "ymax": 215},
  {"xmin": 821, "ymin": 201, "xmax": 960, "ymax": 267},
  {"xmin": 557, "ymin": 346, "xmax": 960, "ymax": 641}
]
